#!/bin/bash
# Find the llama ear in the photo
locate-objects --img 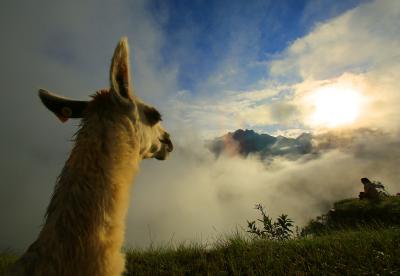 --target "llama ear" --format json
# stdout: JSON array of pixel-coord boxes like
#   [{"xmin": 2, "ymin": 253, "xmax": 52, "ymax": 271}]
[
  {"xmin": 38, "ymin": 89, "xmax": 89, "ymax": 123},
  {"xmin": 110, "ymin": 37, "xmax": 133, "ymax": 100}
]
